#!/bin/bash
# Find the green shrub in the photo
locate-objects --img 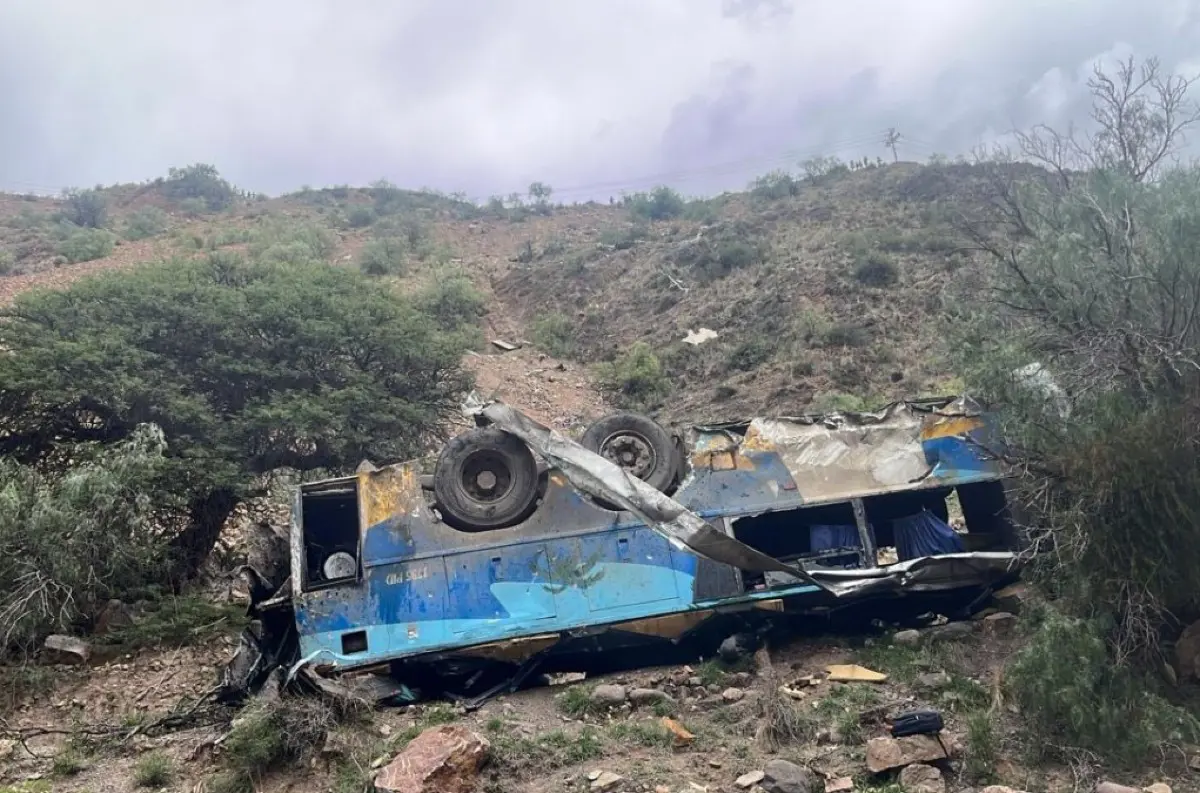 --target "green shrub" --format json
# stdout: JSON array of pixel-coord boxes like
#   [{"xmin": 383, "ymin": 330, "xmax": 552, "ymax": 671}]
[
  {"xmin": 62, "ymin": 187, "xmax": 109, "ymax": 229},
  {"xmin": 727, "ymin": 338, "xmax": 775, "ymax": 371},
  {"xmin": 625, "ymin": 186, "xmax": 685, "ymax": 221},
  {"xmin": 346, "ymin": 206, "xmax": 376, "ymax": 228},
  {"xmin": 212, "ymin": 699, "xmax": 337, "ymax": 793},
  {"xmin": 250, "ymin": 222, "xmax": 336, "ymax": 263},
  {"xmin": 598, "ymin": 223, "xmax": 648, "ymax": 250},
  {"xmin": 122, "ymin": 207, "xmax": 169, "ymax": 240},
  {"xmin": 0, "ymin": 249, "xmax": 14, "ymax": 276},
  {"xmin": 821, "ymin": 322, "xmax": 869, "ymax": 347},
  {"xmin": 358, "ymin": 237, "xmax": 406, "ymax": 275},
  {"xmin": 749, "ymin": 170, "xmax": 800, "ymax": 200},
  {"xmin": 531, "ymin": 313, "xmax": 576, "ymax": 358},
  {"xmin": 162, "ymin": 164, "xmax": 237, "ymax": 211},
  {"xmin": 413, "ymin": 275, "xmax": 486, "ymax": 338},
  {"xmin": 56, "ymin": 227, "xmax": 116, "ymax": 263},
  {"xmin": 596, "ymin": 342, "xmax": 669, "ymax": 407},
  {"xmin": 133, "ymin": 751, "xmax": 174, "ymax": 787},
  {"xmin": 0, "ymin": 427, "xmax": 171, "ymax": 652},
  {"xmin": 854, "ymin": 253, "xmax": 898, "ymax": 287},
  {"xmin": 1007, "ymin": 608, "xmax": 1200, "ymax": 764}
]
